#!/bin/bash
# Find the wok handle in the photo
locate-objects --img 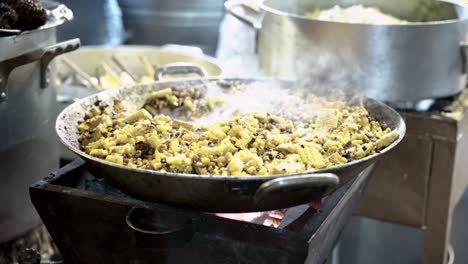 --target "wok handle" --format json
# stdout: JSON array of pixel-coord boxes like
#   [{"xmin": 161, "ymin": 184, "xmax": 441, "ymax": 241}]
[
  {"xmin": 155, "ymin": 62, "xmax": 208, "ymax": 80},
  {"xmin": 224, "ymin": 0, "xmax": 263, "ymax": 29},
  {"xmin": 254, "ymin": 173, "xmax": 340, "ymax": 204},
  {"xmin": 126, "ymin": 206, "xmax": 193, "ymax": 249}
]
